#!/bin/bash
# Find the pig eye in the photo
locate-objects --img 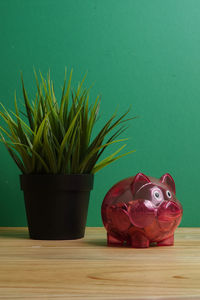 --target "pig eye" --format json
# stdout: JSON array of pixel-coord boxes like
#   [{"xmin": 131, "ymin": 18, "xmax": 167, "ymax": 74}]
[
  {"xmin": 166, "ymin": 190, "xmax": 172, "ymax": 198},
  {"xmin": 153, "ymin": 190, "xmax": 161, "ymax": 199}
]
